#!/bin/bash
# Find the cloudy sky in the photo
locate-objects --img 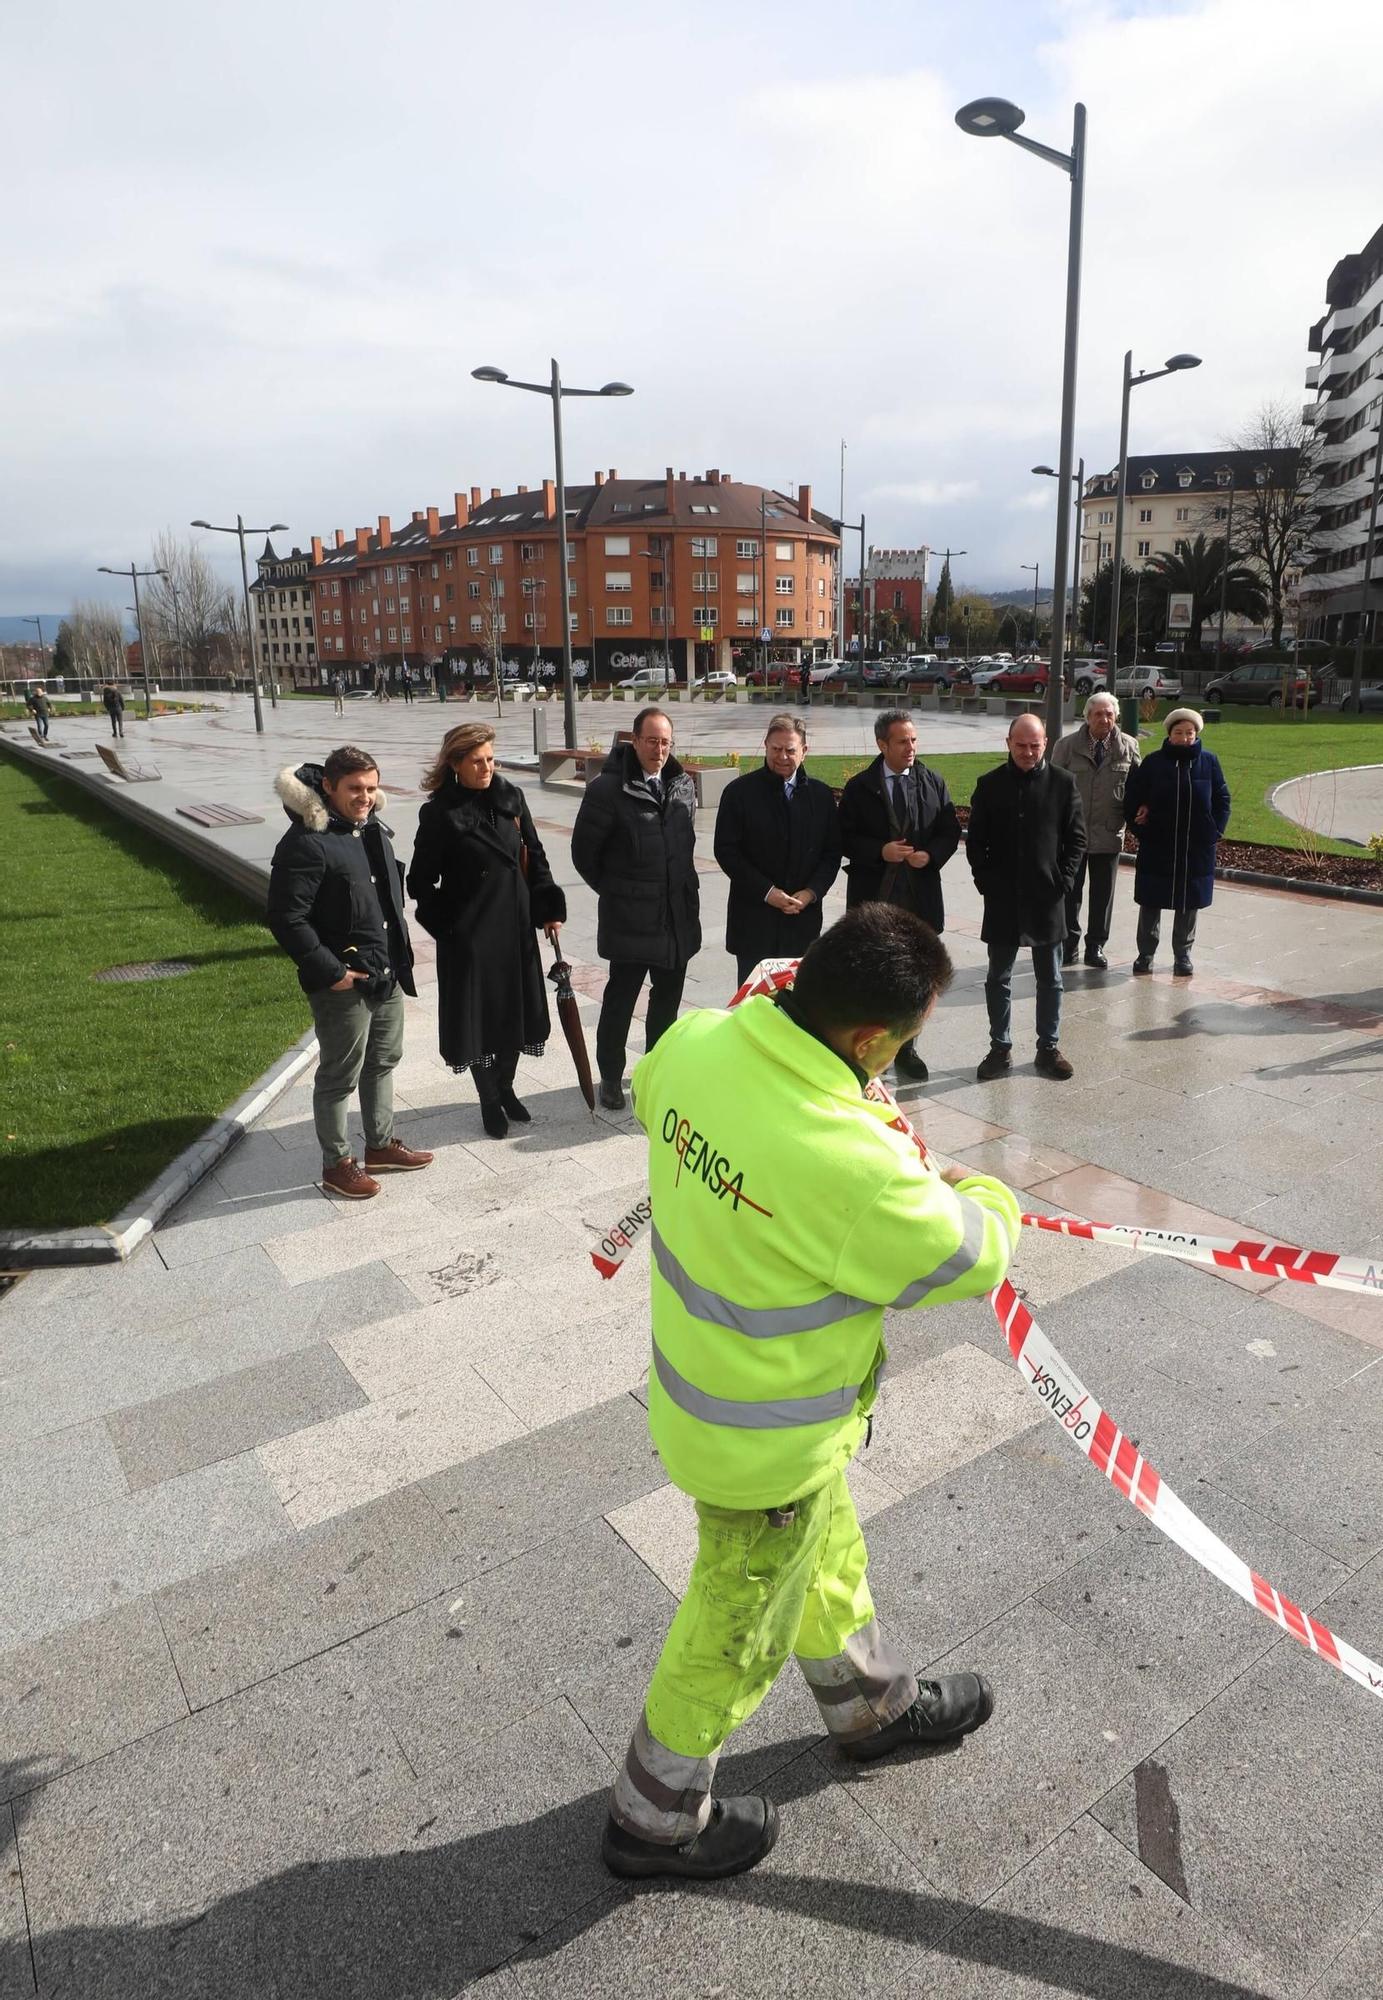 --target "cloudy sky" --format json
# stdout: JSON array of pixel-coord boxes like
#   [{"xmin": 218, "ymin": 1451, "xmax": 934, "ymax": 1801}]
[{"xmin": 6, "ymin": 0, "xmax": 1382, "ymax": 620}]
